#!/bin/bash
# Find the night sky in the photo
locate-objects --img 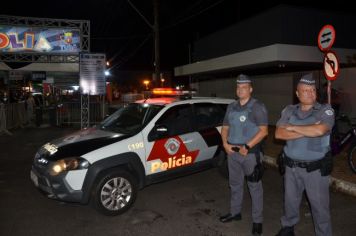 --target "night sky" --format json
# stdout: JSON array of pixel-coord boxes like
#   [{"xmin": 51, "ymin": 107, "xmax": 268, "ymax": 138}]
[{"xmin": 1, "ymin": 0, "xmax": 355, "ymax": 80}]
